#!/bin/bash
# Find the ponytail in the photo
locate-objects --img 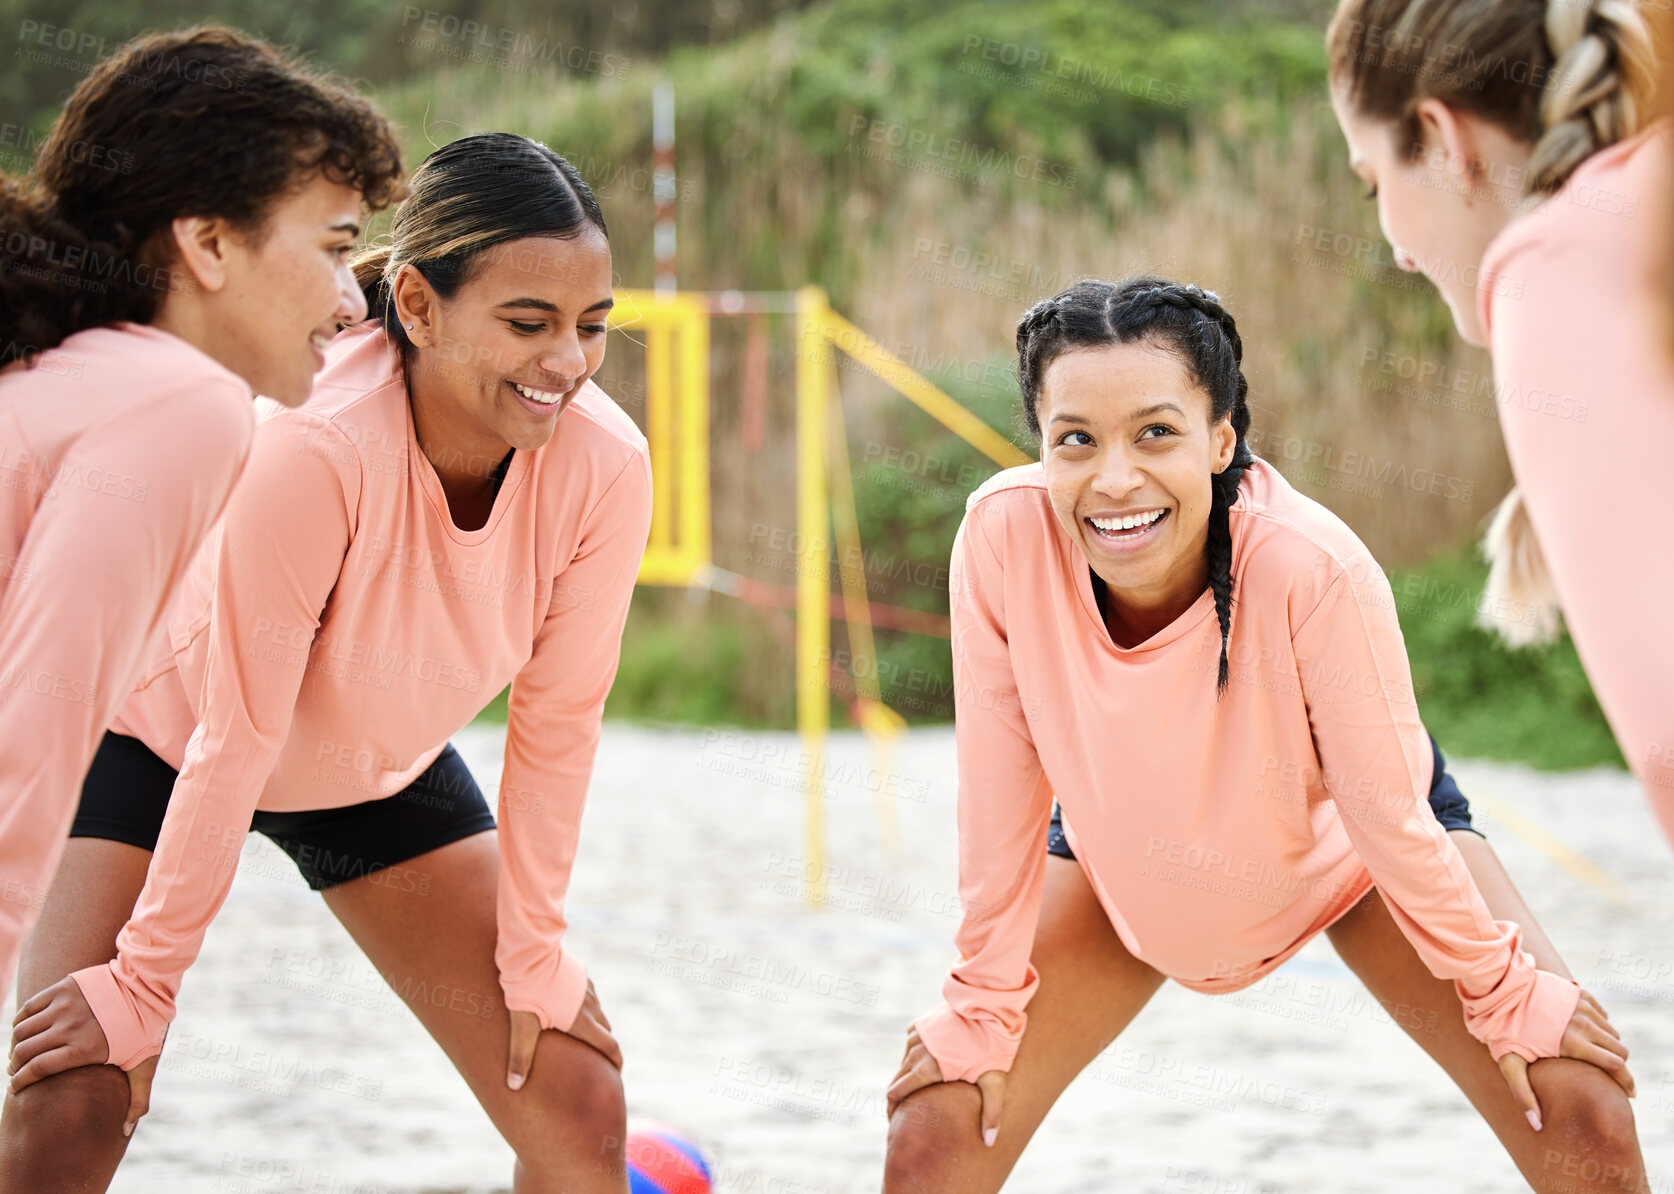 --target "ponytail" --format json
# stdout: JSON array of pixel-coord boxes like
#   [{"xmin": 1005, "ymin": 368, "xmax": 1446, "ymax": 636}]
[
  {"xmin": 1330, "ymin": 0, "xmax": 1665, "ymax": 646},
  {"xmin": 351, "ymin": 242, "xmax": 398, "ymax": 333},
  {"xmin": 1531, "ymin": 0, "xmax": 1663, "ymax": 194},
  {"xmin": 350, "ymin": 133, "xmax": 608, "ymax": 363},
  {"xmin": 1475, "ymin": 489, "xmax": 1563, "ymax": 644},
  {"xmin": 0, "ymin": 177, "xmax": 140, "ymax": 364}
]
